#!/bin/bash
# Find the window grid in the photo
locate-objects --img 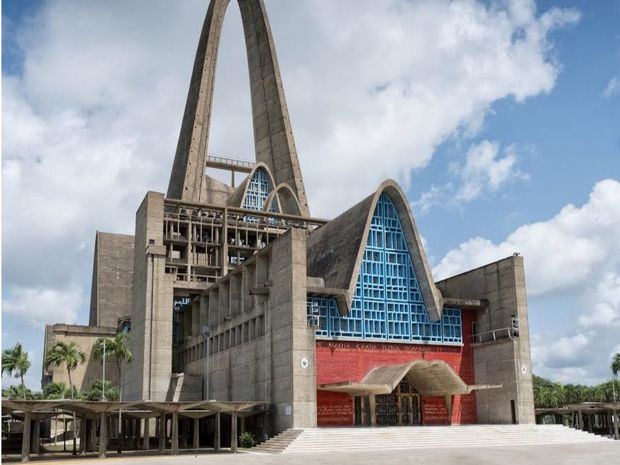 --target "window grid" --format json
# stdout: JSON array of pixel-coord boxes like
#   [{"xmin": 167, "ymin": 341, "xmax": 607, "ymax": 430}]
[
  {"xmin": 242, "ymin": 169, "xmax": 278, "ymax": 212},
  {"xmin": 306, "ymin": 193, "xmax": 462, "ymax": 344}
]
